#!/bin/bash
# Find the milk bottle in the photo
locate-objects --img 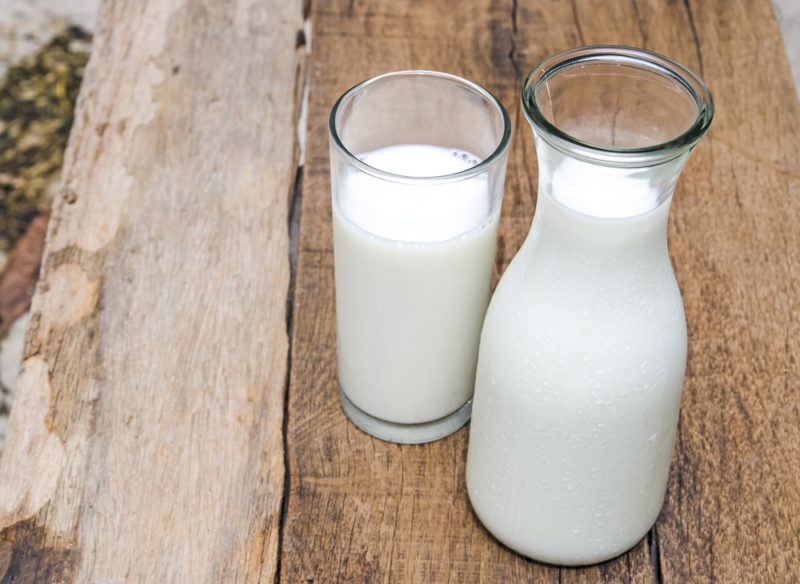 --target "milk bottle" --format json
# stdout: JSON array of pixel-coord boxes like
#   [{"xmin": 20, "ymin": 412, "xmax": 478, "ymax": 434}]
[{"xmin": 466, "ymin": 46, "xmax": 713, "ymax": 565}]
